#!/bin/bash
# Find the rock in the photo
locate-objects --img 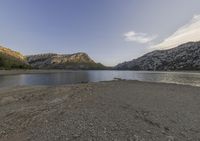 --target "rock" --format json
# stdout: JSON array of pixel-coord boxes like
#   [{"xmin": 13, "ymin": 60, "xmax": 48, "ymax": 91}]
[
  {"xmin": 166, "ymin": 136, "xmax": 174, "ymax": 141},
  {"xmin": 0, "ymin": 130, "xmax": 6, "ymax": 135},
  {"xmin": 146, "ymin": 130, "xmax": 151, "ymax": 133}
]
